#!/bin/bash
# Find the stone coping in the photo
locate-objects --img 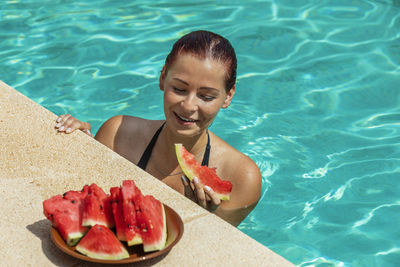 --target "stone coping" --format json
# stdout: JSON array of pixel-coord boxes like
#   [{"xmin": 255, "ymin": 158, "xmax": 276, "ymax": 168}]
[{"xmin": 0, "ymin": 80, "xmax": 295, "ymax": 266}]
